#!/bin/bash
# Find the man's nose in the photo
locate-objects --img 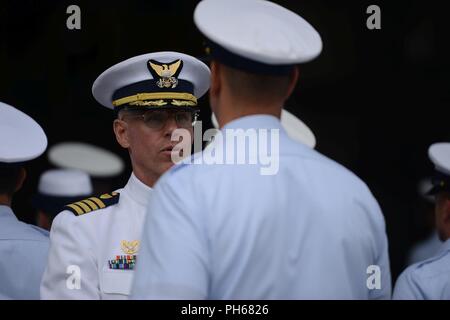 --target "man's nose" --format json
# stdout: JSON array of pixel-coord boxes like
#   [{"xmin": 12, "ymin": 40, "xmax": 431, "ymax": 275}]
[{"xmin": 163, "ymin": 115, "xmax": 179, "ymax": 137}]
